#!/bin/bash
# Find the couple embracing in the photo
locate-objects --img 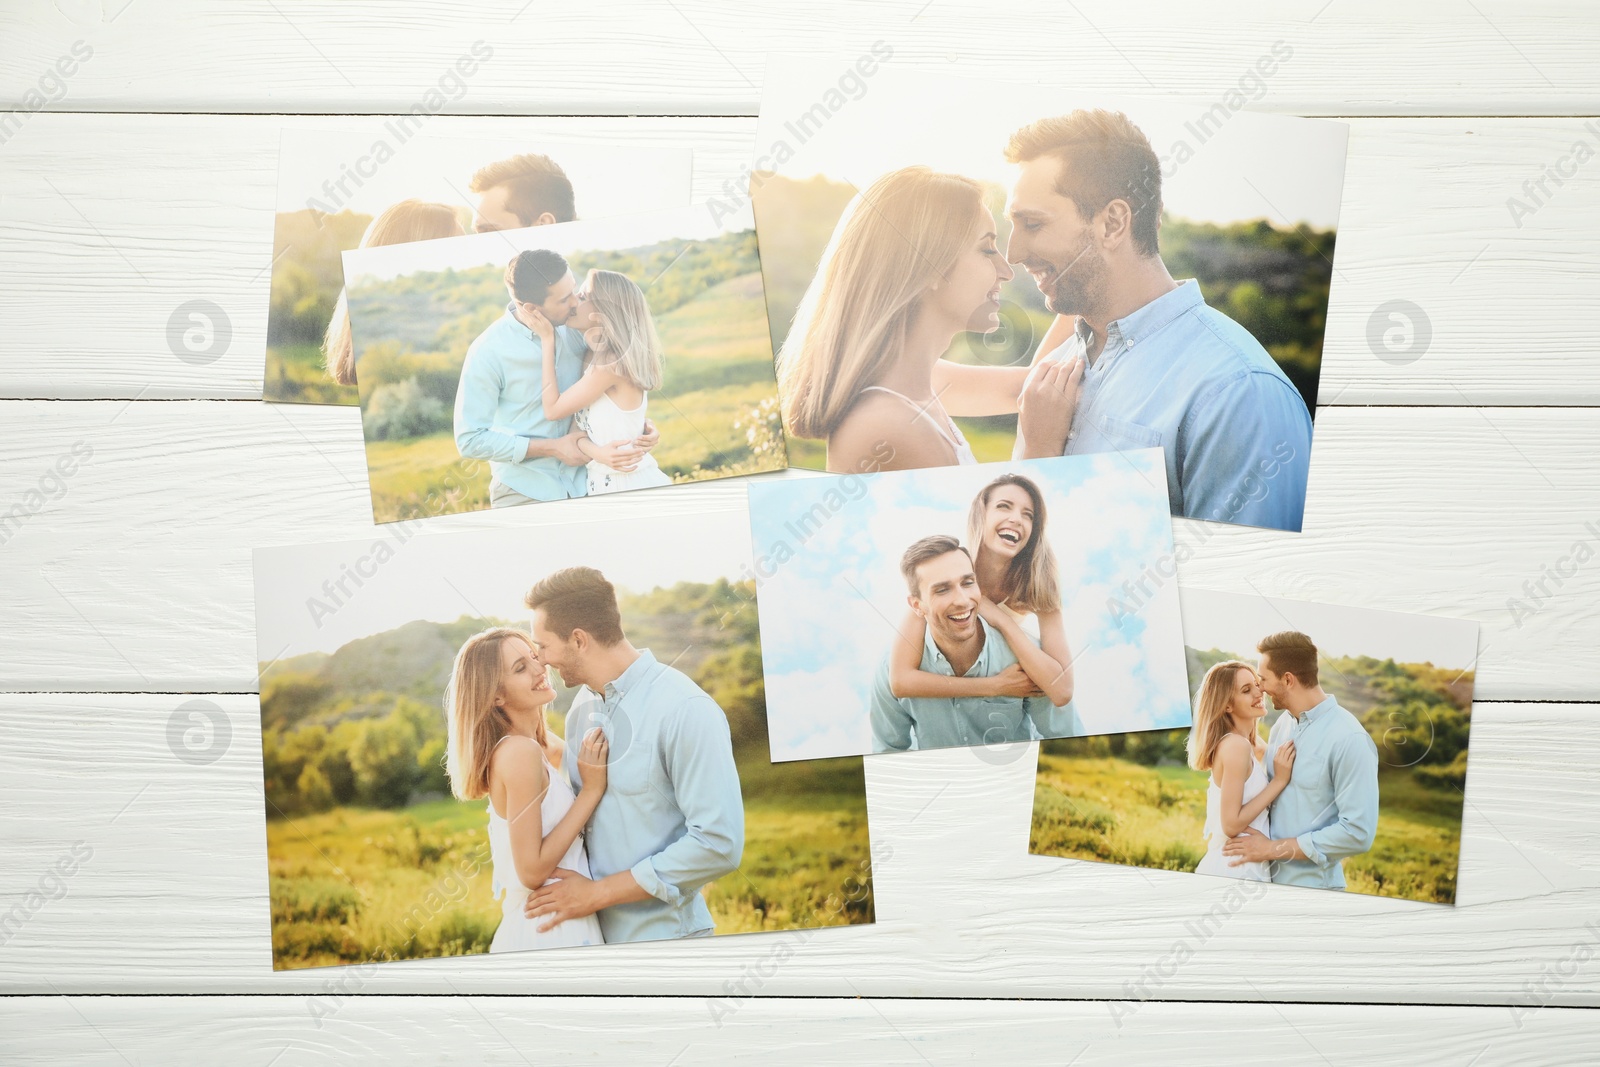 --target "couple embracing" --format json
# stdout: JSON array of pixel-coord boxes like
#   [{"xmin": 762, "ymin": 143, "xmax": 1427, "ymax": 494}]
[
  {"xmin": 779, "ymin": 109, "xmax": 1313, "ymax": 531},
  {"xmin": 444, "ymin": 567, "xmax": 744, "ymax": 949},
  {"xmin": 453, "ymin": 248, "xmax": 673, "ymax": 508},
  {"xmin": 870, "ymin": 473, "xmax": 1085, "ymax": 752},
  {"xmin": 1189, "ymin": 631, "xmax": 1380, "ymax": 889}
]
